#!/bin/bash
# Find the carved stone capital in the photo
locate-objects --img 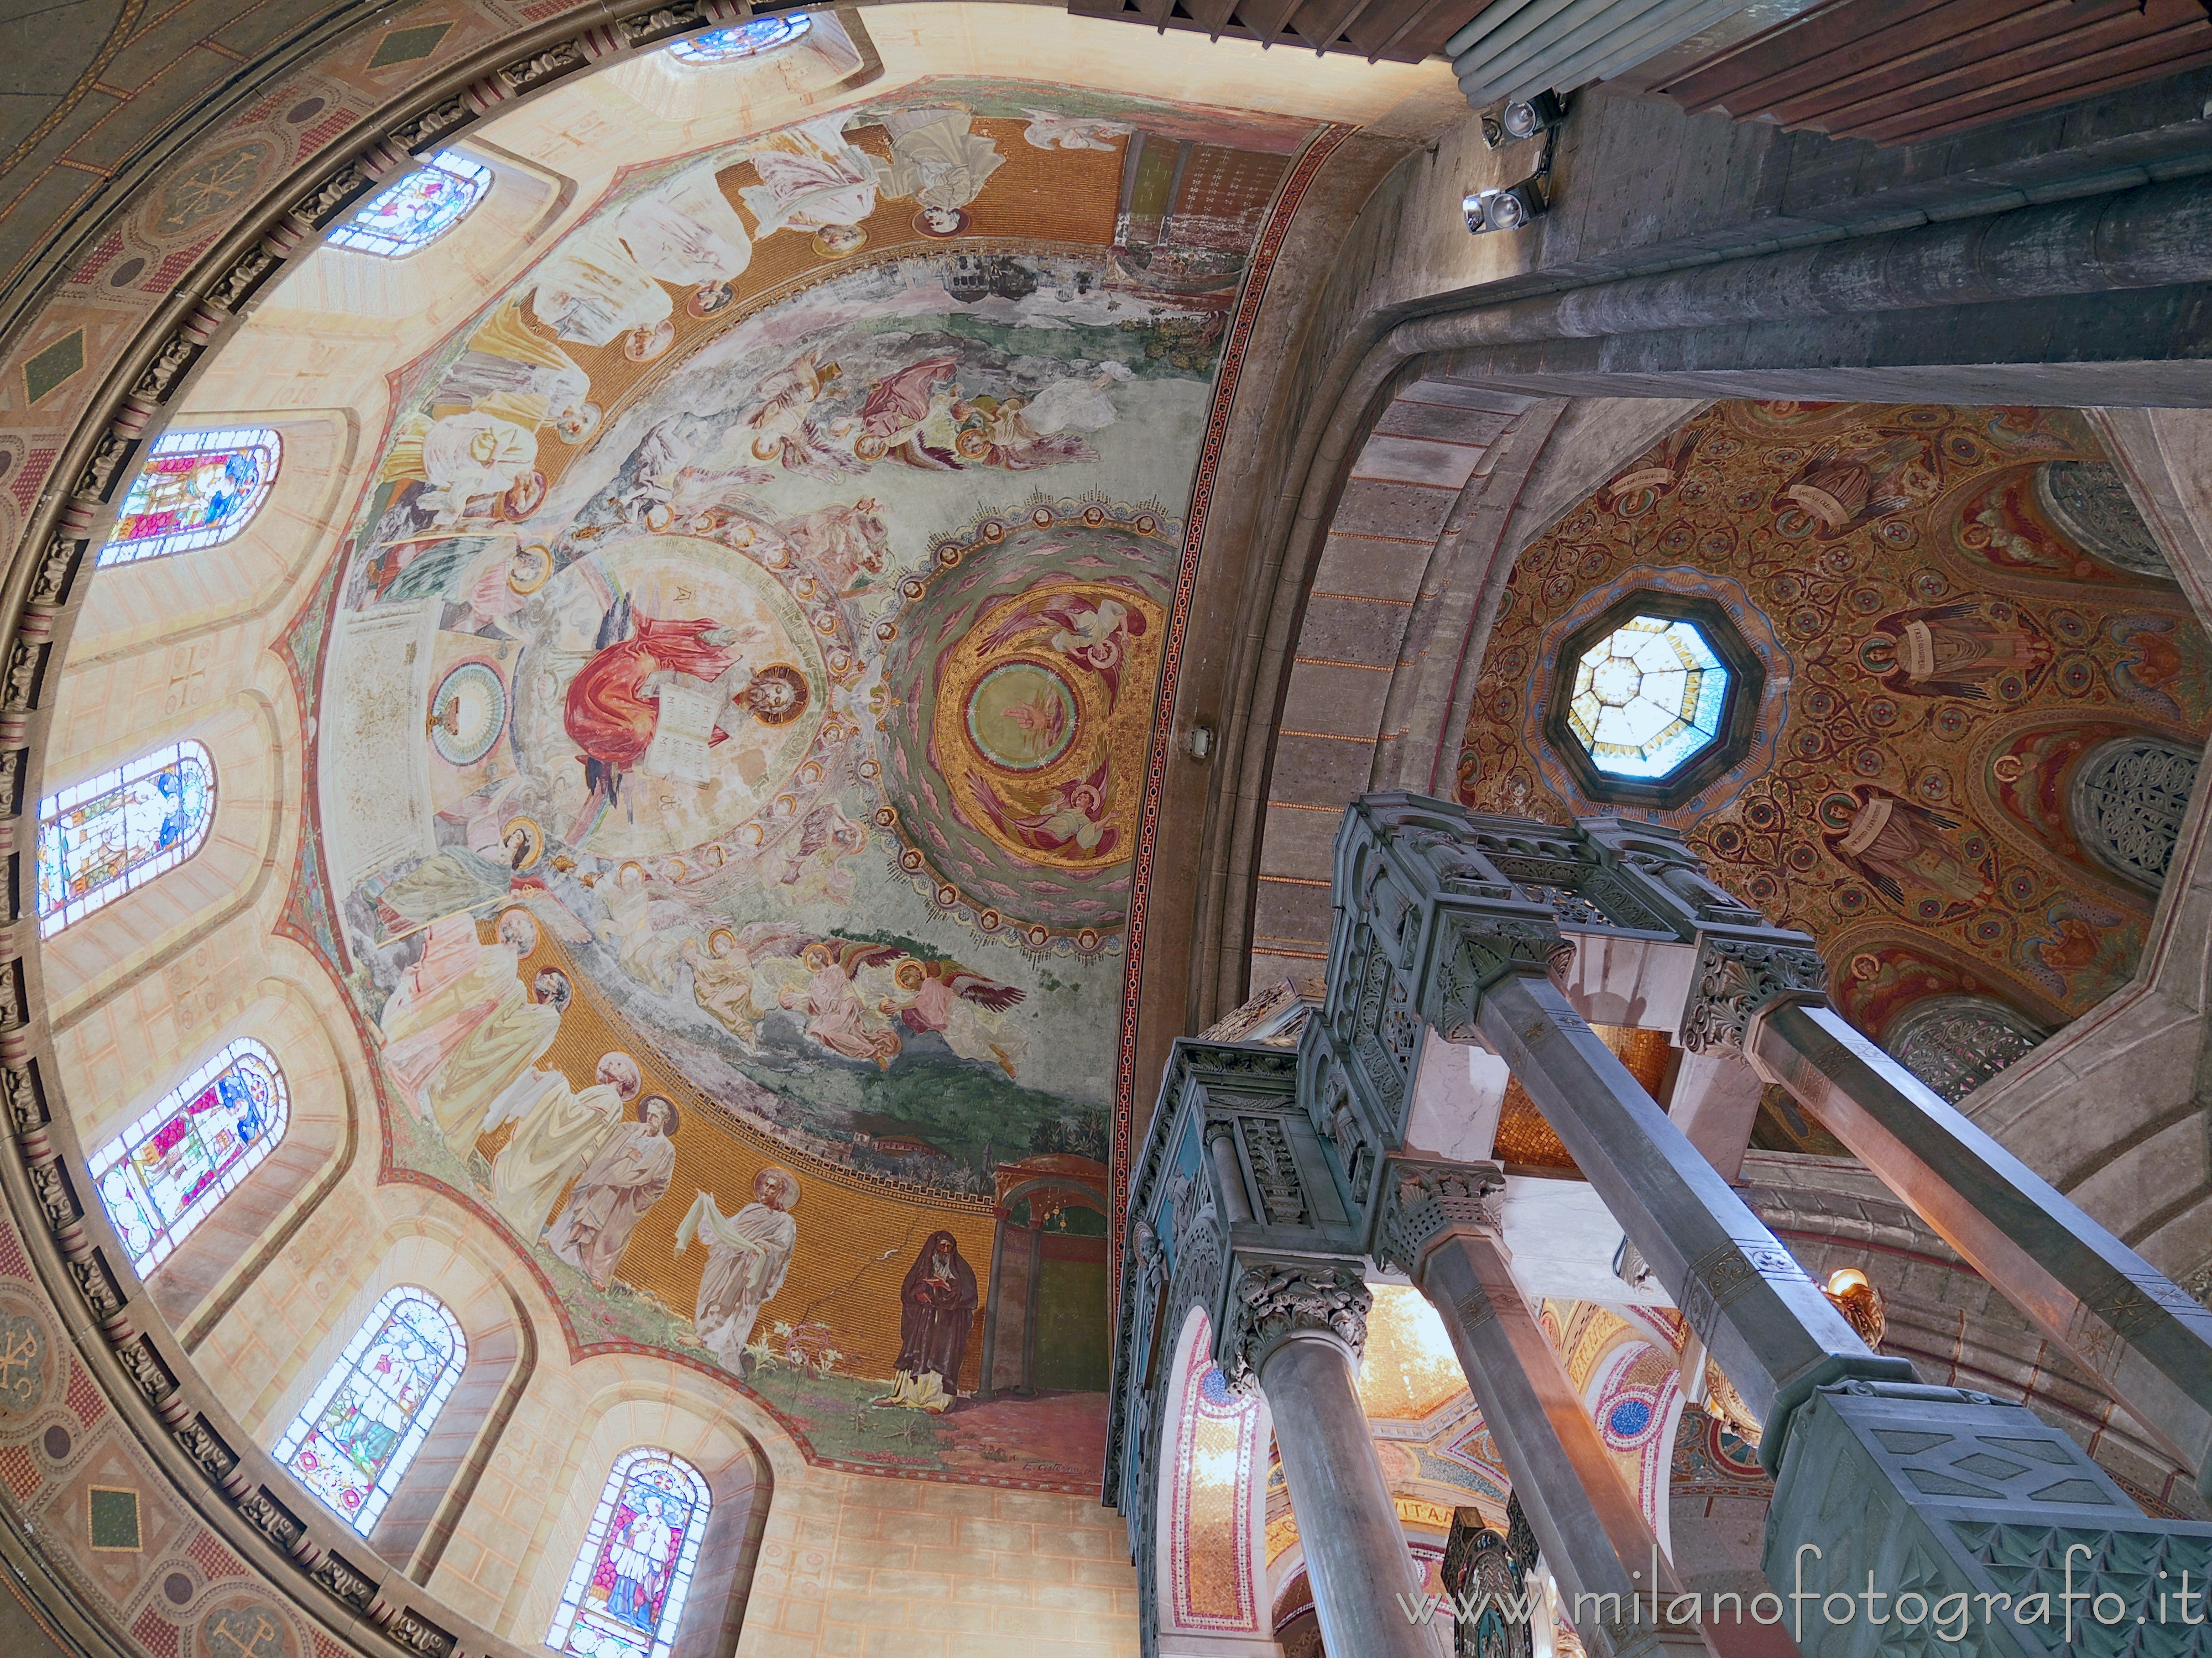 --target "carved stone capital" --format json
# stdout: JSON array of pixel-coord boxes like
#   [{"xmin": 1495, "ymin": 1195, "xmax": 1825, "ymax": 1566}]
[
  {"xmin": 1434, "ymin": 913, "xmax": 1575, "ymax": 1037},
  {"xmin": 1221, "ymin": 1258, "xmax": 1371, "ymax": 1391},
  {"xmin": 1375, "ymin": 1158, "xmax": 1507, "ymax": 1275},
  {"xmin": 1678, "ymin": 934, "xmax": 1828, "ymax": 1055}
]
